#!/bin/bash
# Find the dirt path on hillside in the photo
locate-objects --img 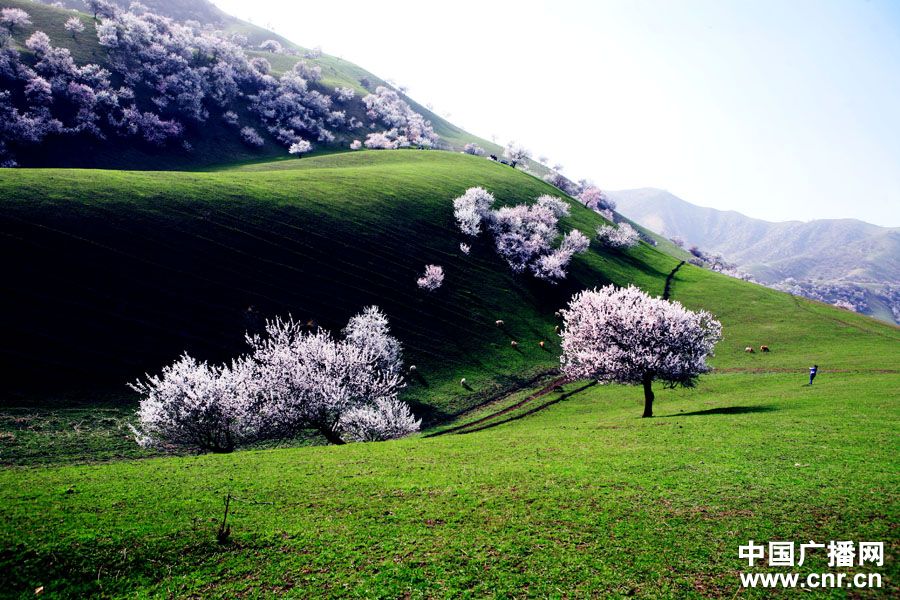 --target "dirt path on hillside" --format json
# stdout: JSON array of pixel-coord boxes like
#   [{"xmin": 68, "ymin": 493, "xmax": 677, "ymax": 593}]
[{"xmin": 426, "ymin": 375, "xmax": 571, "ymax": 437}]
